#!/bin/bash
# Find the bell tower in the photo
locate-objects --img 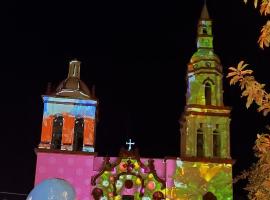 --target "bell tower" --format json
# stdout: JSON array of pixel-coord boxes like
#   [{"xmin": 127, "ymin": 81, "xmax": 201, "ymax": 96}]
[
  {"xmin": 180, "ymin": 3, "xmax": 231, "ymax": 159},
  {"xmin": 38, "ymin": 60, "xmax": 98, "ymax": 152}
]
